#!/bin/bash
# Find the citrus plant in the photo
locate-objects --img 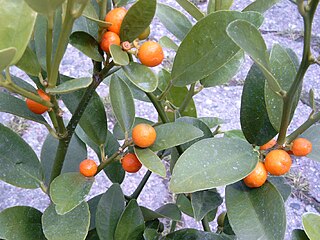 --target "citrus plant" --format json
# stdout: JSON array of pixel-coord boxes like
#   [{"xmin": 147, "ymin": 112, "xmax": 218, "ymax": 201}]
[{"xmin": 0, "ymin": 0, "xmax": 319, "ymax": 239}]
